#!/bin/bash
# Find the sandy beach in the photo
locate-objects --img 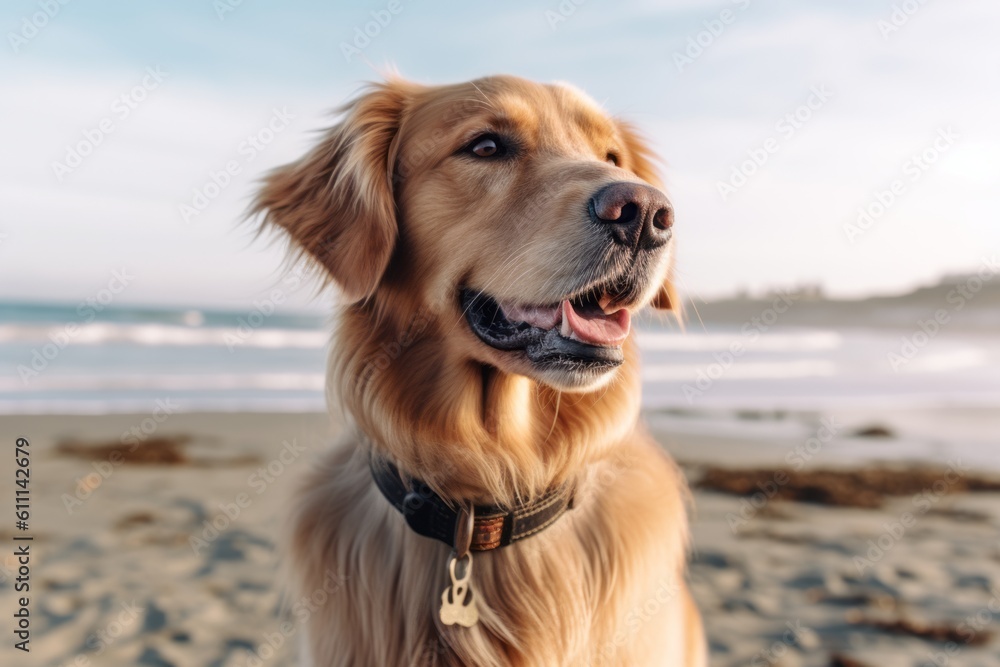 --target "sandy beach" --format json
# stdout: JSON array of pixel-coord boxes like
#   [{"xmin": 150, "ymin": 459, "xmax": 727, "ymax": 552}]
[{"xmin": 2, "ymin": 410, "xmax": 998, "ymax": 667}]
